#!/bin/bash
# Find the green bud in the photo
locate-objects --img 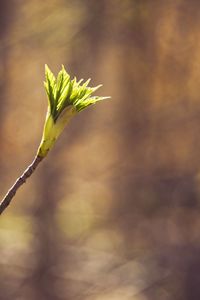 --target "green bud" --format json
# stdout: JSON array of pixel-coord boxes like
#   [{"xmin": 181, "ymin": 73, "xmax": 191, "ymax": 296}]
[{"xmin": 37, "ymin": 65, "xmax": 110, "ymax": 157}]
